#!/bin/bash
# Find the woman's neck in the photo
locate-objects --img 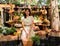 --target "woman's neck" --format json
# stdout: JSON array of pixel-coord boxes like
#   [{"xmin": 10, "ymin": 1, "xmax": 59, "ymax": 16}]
[{"xmin": 26, "ymin": 15, "xmax": 29, "ymax": 18}]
